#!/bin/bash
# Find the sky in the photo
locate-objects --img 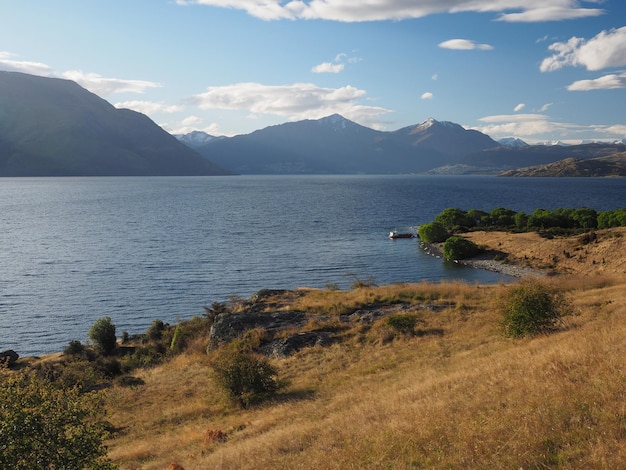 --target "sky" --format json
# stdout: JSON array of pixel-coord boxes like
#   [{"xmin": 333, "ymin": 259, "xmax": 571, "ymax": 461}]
[{"xmin": 1, "ymin": 1, "xmax": 625, "ymax": 144}]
